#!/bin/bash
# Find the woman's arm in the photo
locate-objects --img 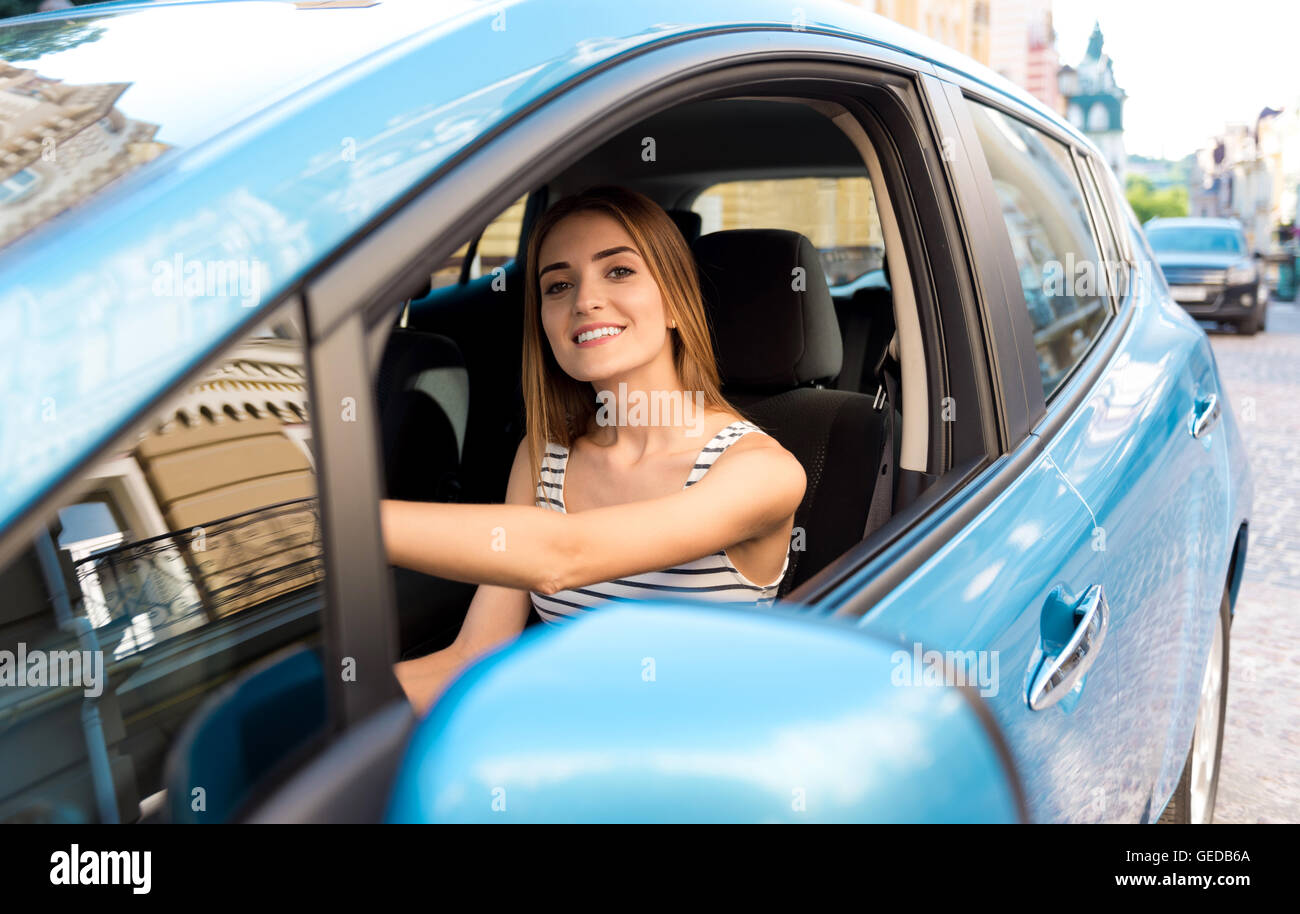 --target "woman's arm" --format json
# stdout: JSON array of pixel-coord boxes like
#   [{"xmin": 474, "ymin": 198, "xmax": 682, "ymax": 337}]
[
  {"xmin": 381, "ymin": 434, "xmax": 805, "ymax": 596},
  {"xmin": 393, "ymin": 439, "xmax": 537, "ymax": 713}
]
